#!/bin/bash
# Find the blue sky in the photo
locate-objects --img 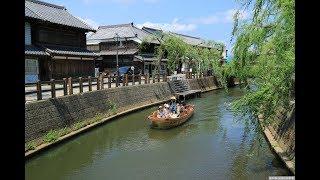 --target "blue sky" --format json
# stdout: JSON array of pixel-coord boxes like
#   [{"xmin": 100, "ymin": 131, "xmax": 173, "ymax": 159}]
[{"xmin": 41, "ymin": 0, "xmax": 250, "ymax": 55}]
